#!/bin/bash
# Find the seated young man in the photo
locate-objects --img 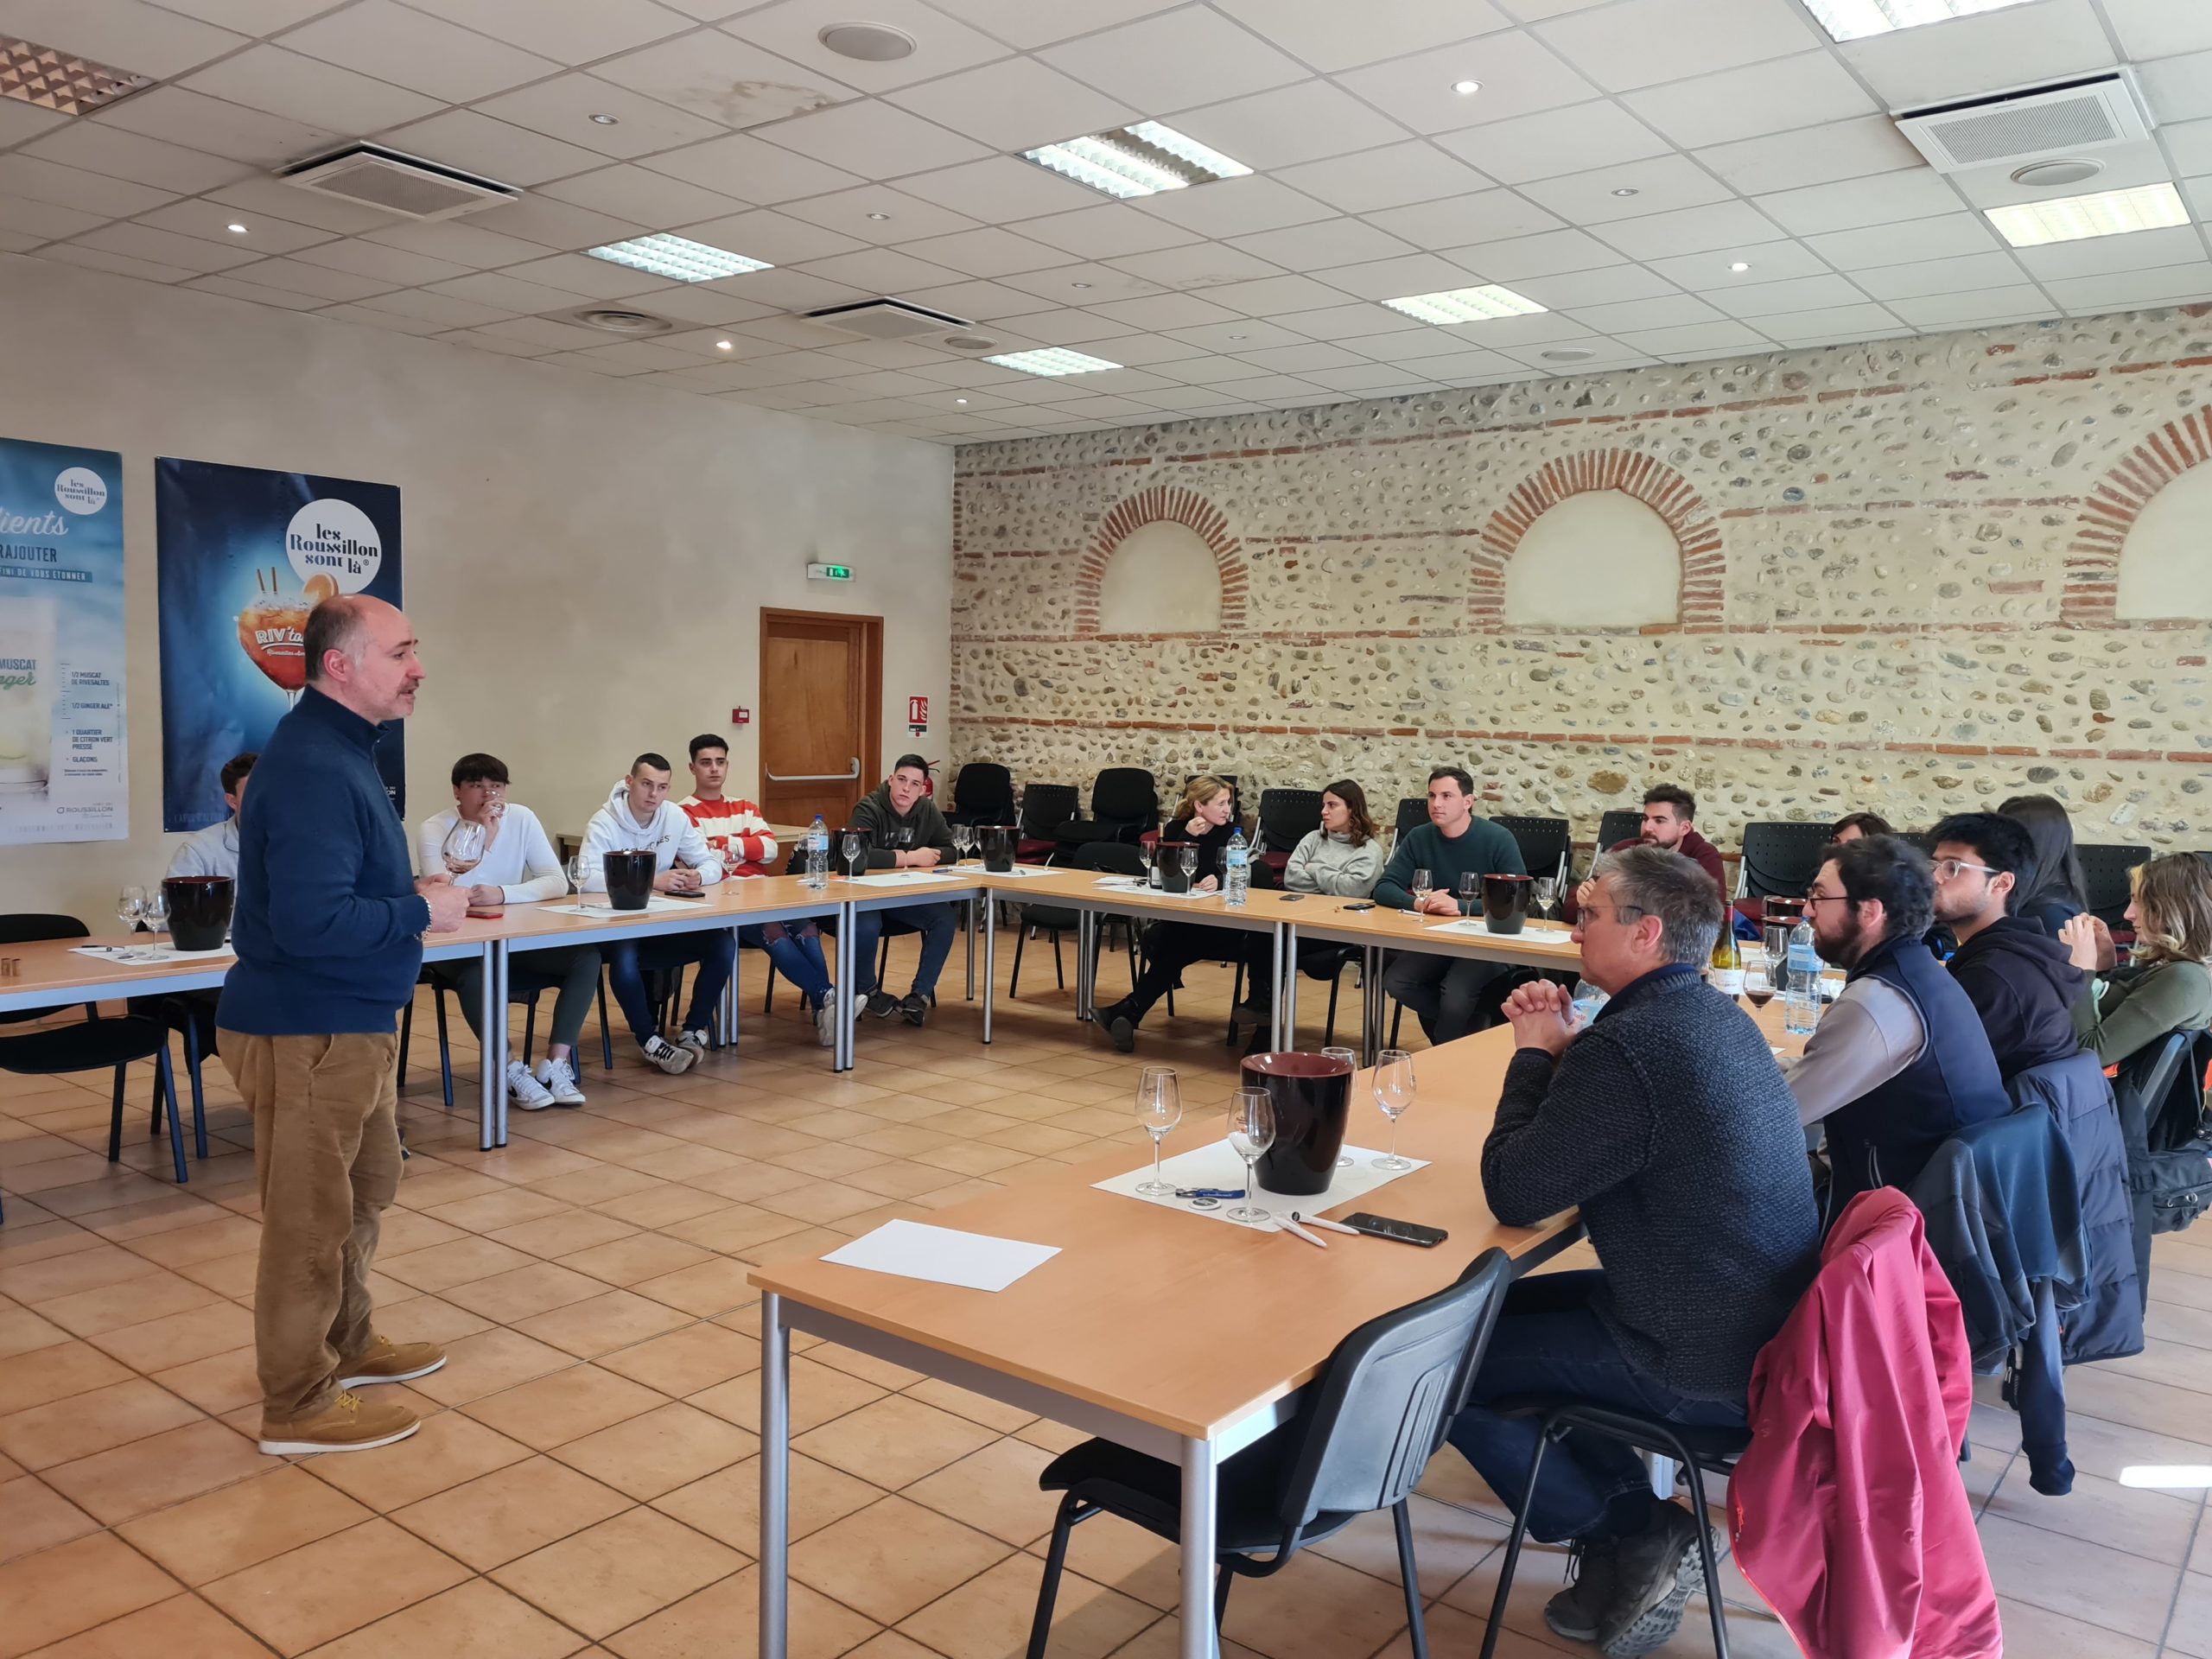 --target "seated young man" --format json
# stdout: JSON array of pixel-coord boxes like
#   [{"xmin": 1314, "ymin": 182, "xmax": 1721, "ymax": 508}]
[
  {"xmin": 417, "ymin": 753, "xmax": 600, "ymax": 1109},
  {"xmin": 1375, "ymin": 766, "xmax": 1525, "ymax": 1042},
  {"xmin": 847, "ymin": 754, "xmax": 957, "ymax": 1027},
  {"xmin": 1454, "ymin": 847, "xmax": 1820, "ymax": 1658},
  {"xmin": 168, "ymin": 751, "xmax": 256, "ymax": 879},
  {"xmin": 678, "ymin": 733, "xmax": 836, "ymax": 1049},
  {"xmin": 1562, "ymin": 785, "xmax": 1725, "ymax": 921},
  {"xmin": 1929, "ymin": 810, "xmax": 2085, "ymax": 1080},
  {"xmin": 579, "ymin": 752, "xmax": 729, "ymax": 1076}
]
